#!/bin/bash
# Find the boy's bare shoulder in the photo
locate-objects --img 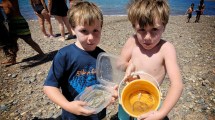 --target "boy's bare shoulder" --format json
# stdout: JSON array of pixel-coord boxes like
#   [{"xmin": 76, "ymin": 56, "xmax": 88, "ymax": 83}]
[
  {"xmin": 127, "ymin": 34, "xmax": 136, "ymax": 40},
  {"xmin": 160, "ymin": 39, "xmax": 176, "ymax": 54},
  {"xmin": 160, "ymin": 39, "xmax": 174, "ymax": 48},
  {"xmin": 125, "ymin": 34, "xmax": 137, "ymax": 45}
]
